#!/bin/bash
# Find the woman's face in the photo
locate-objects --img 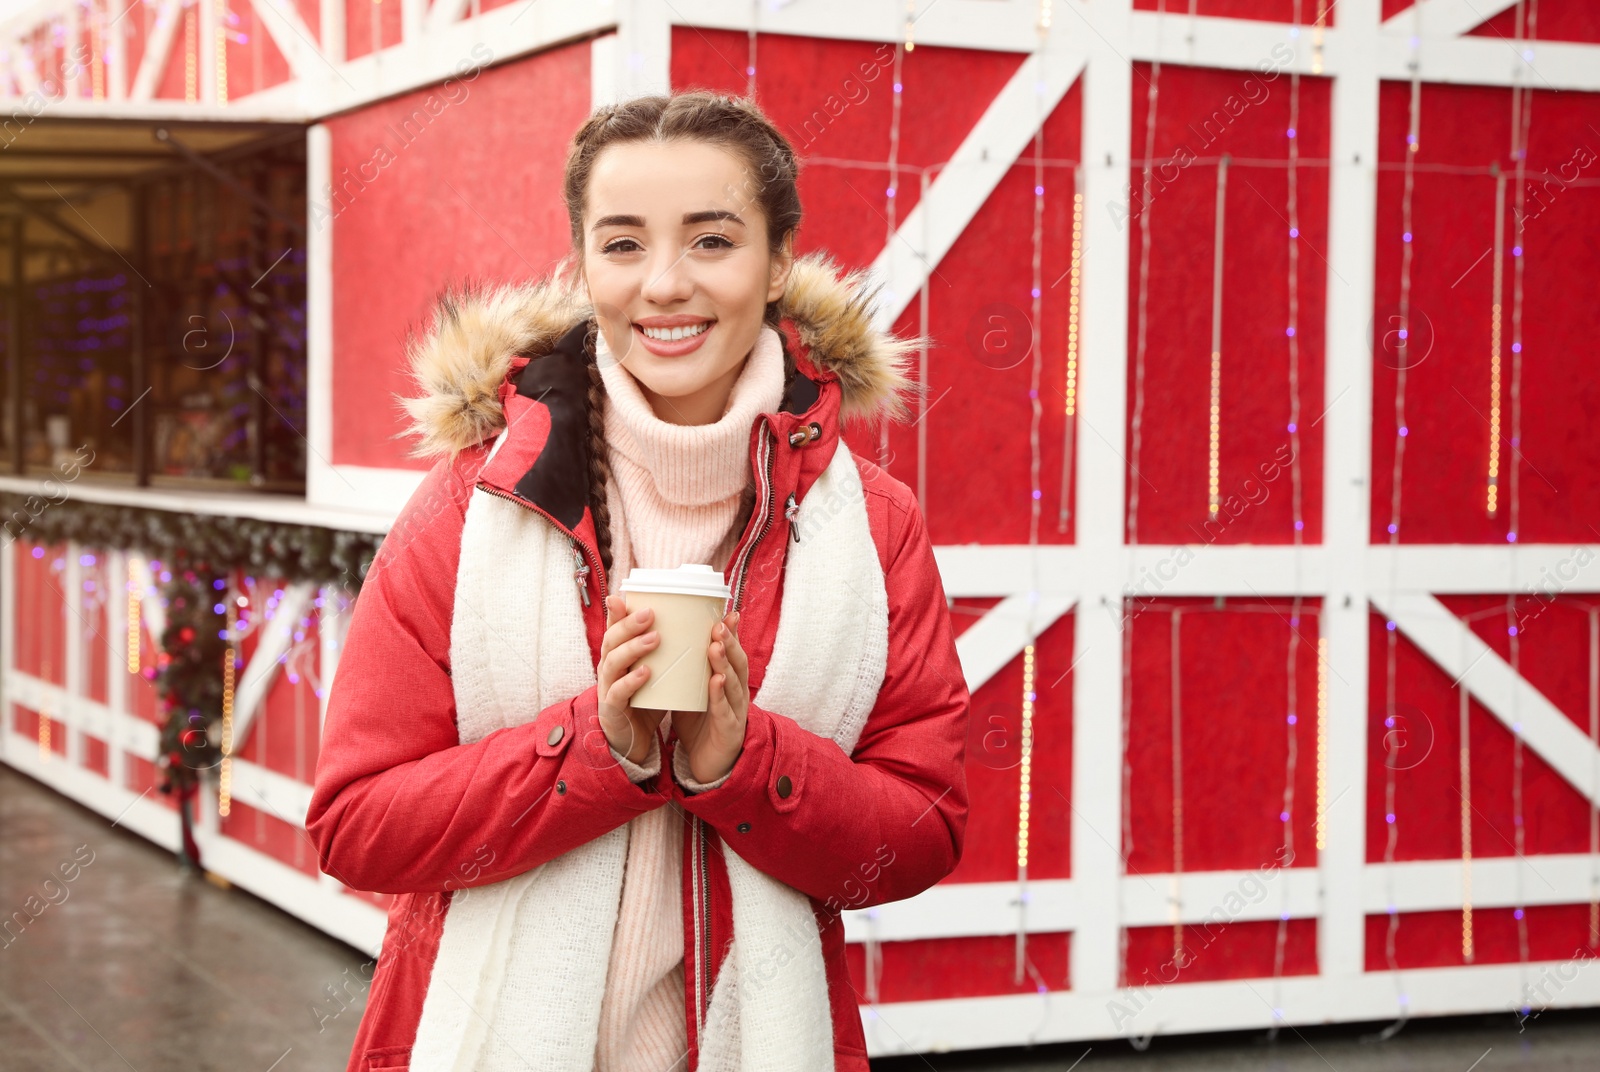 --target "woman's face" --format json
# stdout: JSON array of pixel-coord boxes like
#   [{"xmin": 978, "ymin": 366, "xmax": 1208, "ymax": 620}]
[{"xmin": 581, "ymin": 139, "xmax": 792, "ymax": 426}]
